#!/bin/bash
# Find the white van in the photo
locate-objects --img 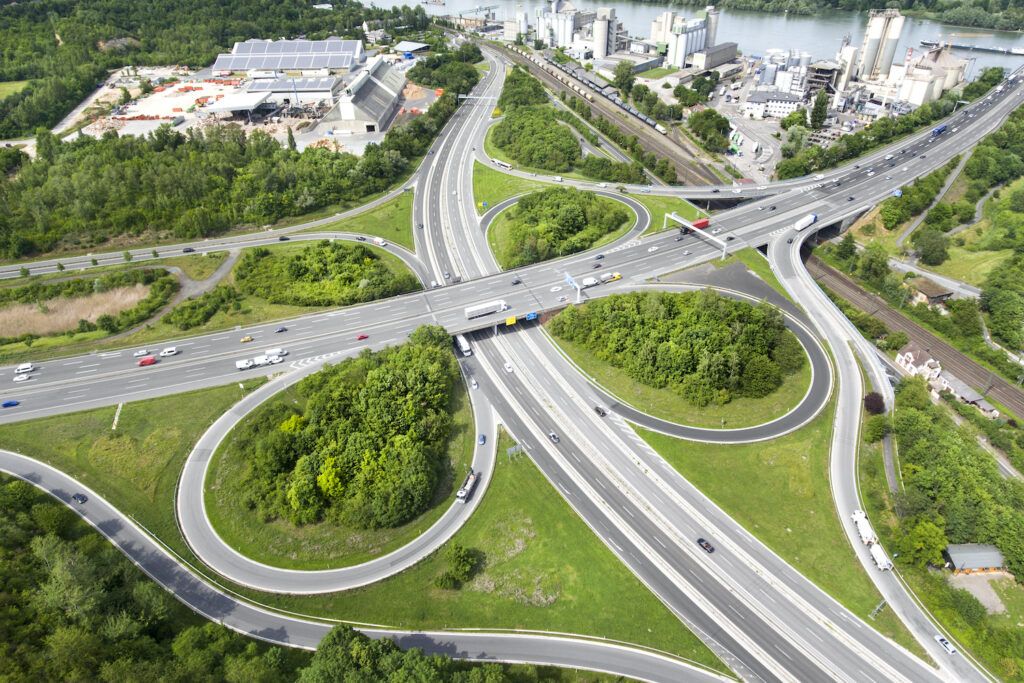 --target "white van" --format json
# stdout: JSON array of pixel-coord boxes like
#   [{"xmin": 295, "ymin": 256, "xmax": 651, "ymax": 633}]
[
  {"xmin": 252, "ymin": 355, "xmax": 270, "ymax": 367},
  {"xmin": 263, "ymin": 348, "xmax": 287, "ymax": 357},
  {"xmin": 15, "ymin": 362, "xmax": 35, "ymax": 373},
  {"xmin": 553, "ymin": 176, "xmax": 563, "ymax": 182},
  {"xmin": 235, "ymin": 359, "xmax": 254, "ymax": 370}
]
